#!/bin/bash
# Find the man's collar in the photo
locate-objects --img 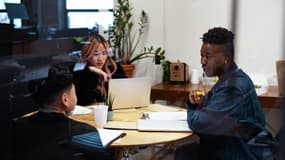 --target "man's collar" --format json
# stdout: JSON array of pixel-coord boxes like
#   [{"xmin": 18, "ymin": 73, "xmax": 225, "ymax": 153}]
[{"xmin": 219, "ymin": 63, "xmax": 239, "ymax": 81}]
